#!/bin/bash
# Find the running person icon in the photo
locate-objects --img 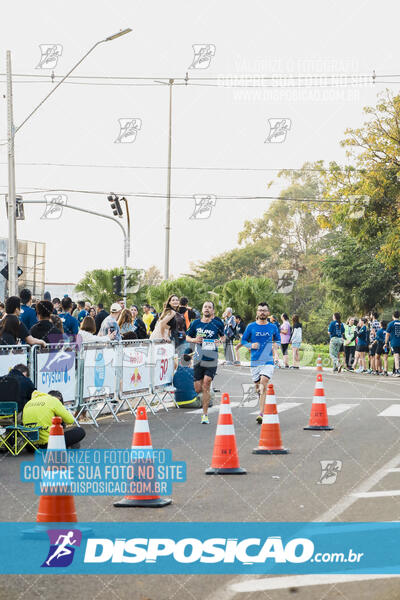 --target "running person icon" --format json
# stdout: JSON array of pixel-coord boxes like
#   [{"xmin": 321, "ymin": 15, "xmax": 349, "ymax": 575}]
[
  {"xmin": 241, "ymin": 302, "xmax": 281, "ymax": 423},
  {"xmin": 46, "ymin": 531, "xmax": 77, "ymax": 566}
]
